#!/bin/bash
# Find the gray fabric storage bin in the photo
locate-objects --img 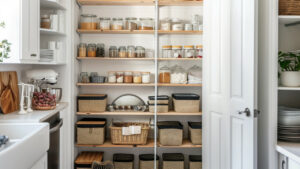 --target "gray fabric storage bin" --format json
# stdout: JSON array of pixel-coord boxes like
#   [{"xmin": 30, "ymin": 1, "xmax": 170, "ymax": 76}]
[
  {"xmin": 113, "ymin": 154, "xmax": 134, "ymax": 169},
  {"xmin": 163, "ymin": 153, "xmax": 184, "ymax": 169},
  {"xmin": 139, "ymin": 154, "xmax": 159, "ymax": 169},
  {"xmin": 188, "ymin": 122, "xmax": 202, "ymax": 145},
  {"xmin": 77, "ymin": 118, "xmax": 106, "ymax": 145},
  {"xmin": 189, "ymin": 155, "xmax": 202, "ymax": 169},
  {"xmin": 158, "ymin": 121, "xmax": 183, "ymax": 146}
]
